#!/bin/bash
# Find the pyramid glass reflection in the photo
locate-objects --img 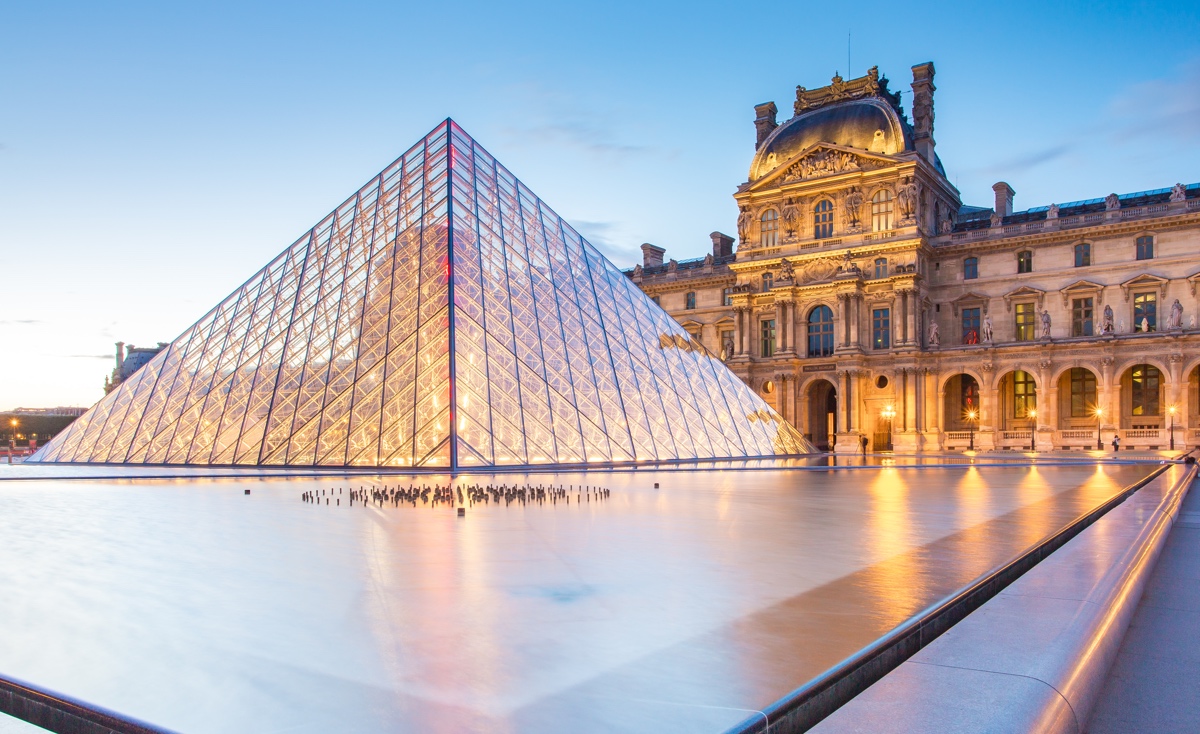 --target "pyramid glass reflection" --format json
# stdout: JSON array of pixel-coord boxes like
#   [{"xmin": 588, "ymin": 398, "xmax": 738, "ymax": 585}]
[{"xmin": 30, "ymin": 121, "xmax": 813, "ymax": 469}]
